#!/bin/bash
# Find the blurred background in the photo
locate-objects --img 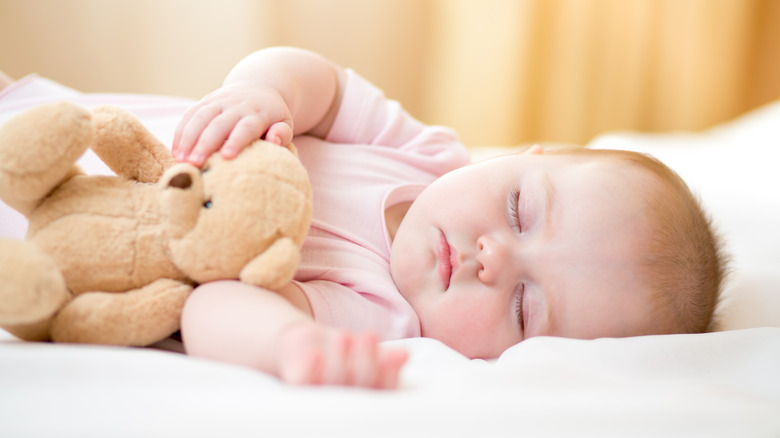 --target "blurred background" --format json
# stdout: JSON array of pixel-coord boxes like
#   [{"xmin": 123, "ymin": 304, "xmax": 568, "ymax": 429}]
[{"xmin": 1, "ymin": 0, "xmax": 778, "ymax": 147}]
